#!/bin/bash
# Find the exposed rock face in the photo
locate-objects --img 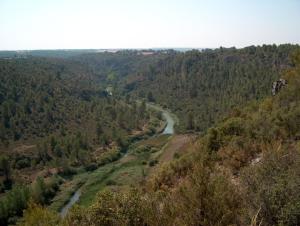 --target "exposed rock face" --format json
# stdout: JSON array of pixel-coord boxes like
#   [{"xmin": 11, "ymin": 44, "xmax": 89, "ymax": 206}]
[{"xmin": 272, "ymin": 78, "xmax": 287, "ymax": 95}]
